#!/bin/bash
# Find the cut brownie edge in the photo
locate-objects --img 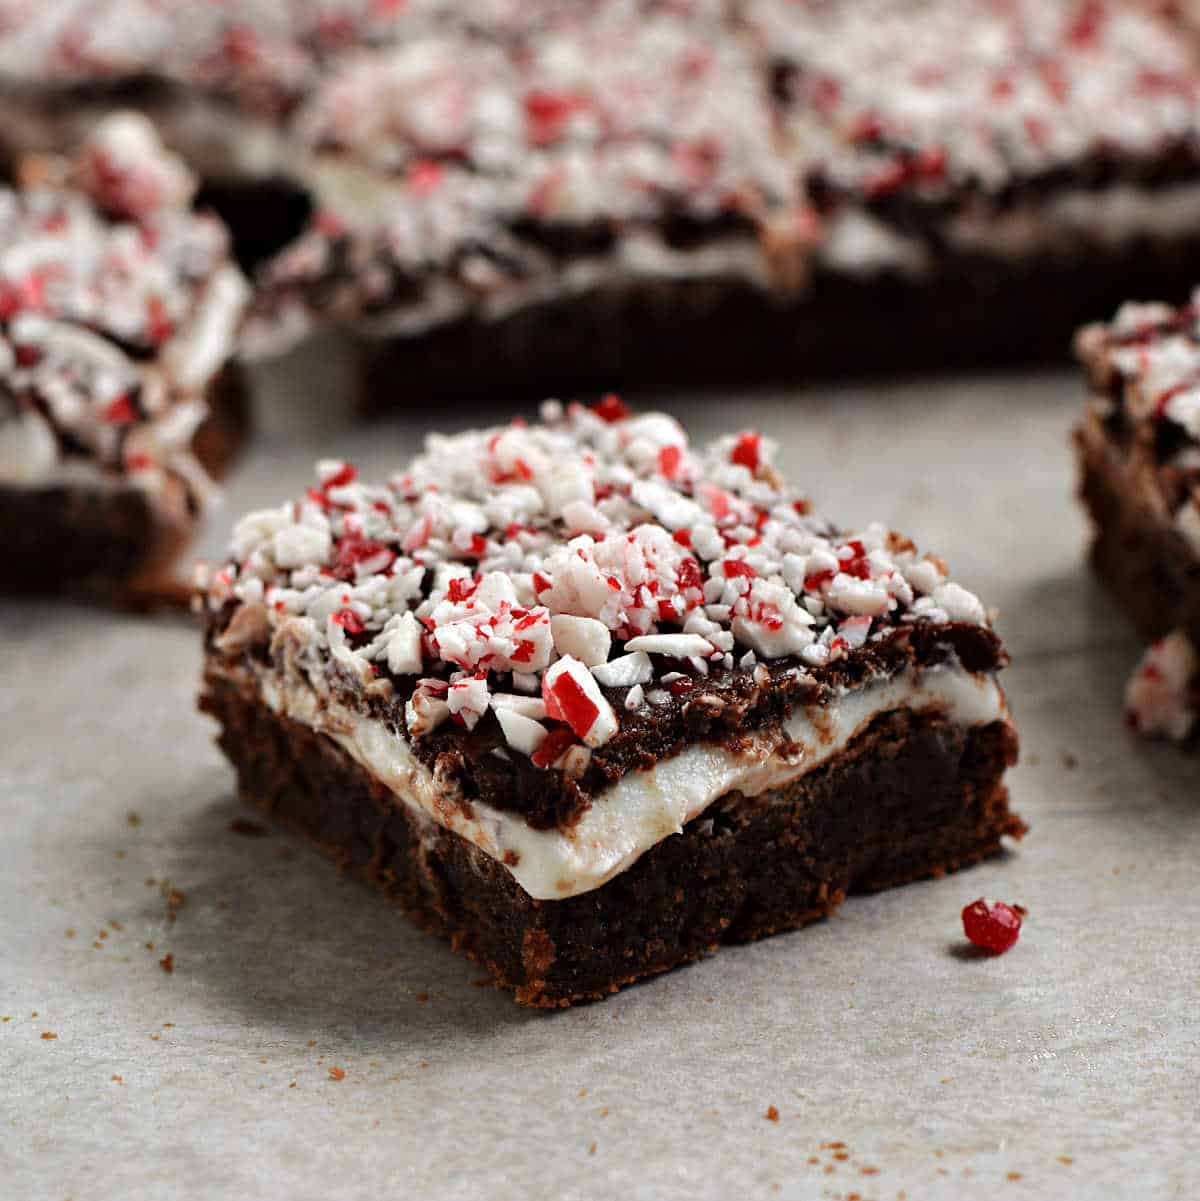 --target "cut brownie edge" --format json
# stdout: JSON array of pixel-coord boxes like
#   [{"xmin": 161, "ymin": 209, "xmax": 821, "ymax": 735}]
[
  {"xmin": 1, "ymin": 360, "xmax": 249, "ymax": 602},
  {"xmin": 201, "ymin": 673, "xmax": 1023, "ymax": 1007},
  {"xmin": 1076, "ymin": 406, "xmax": 1200, "ymax": 647},
  {"xmin": 352, "ymin": 240, "xmax": 1200, "ymax": 408}
]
